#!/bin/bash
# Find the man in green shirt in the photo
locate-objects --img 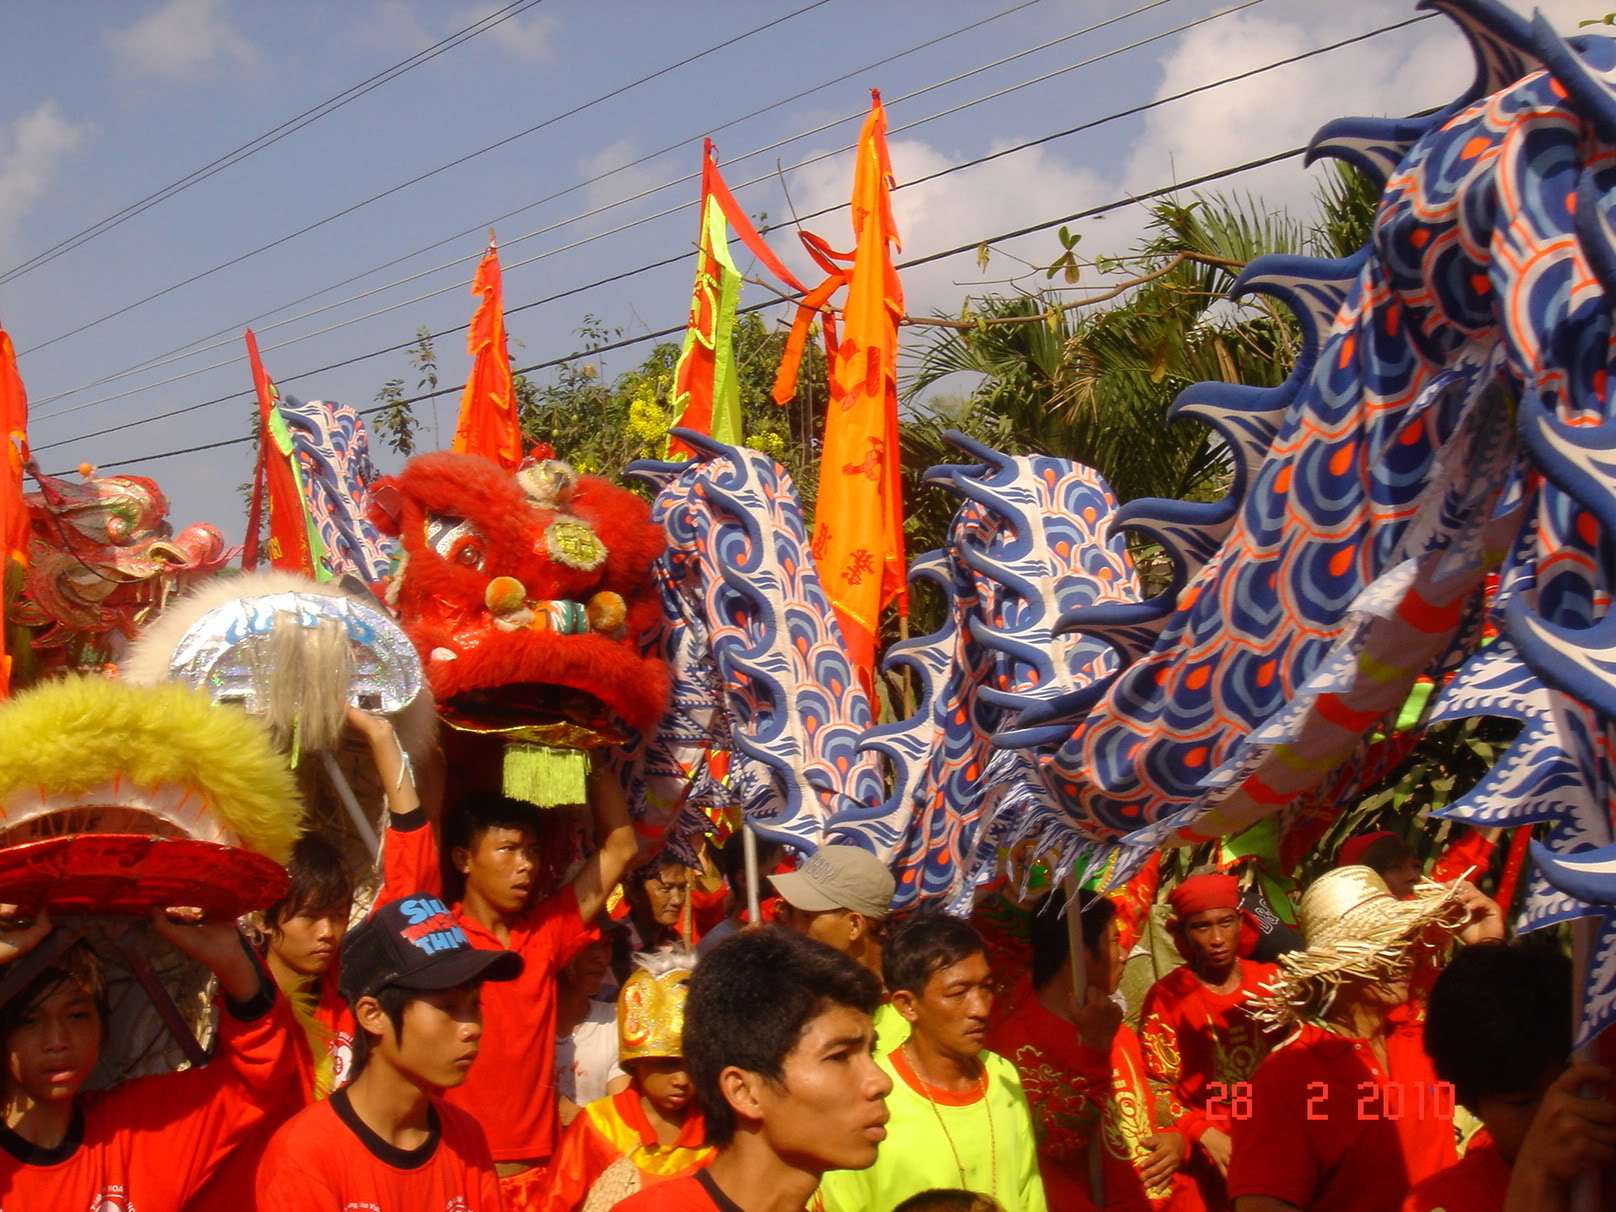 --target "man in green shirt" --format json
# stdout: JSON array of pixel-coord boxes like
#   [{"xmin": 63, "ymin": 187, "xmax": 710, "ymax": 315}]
[
  {"xmin": 772, "ymin": 845, "xmax": 907, "ymax": 1051},
  {"xmin": 817, "ymin": 914, "xmax": 1047, "ymax": 1212}
]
